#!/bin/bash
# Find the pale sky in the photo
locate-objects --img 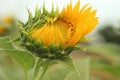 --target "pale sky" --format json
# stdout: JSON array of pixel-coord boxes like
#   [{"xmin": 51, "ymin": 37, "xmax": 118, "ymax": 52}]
[{"xmin": 0, "ymin": 0, "xmax": 120, "ymax": 27}]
